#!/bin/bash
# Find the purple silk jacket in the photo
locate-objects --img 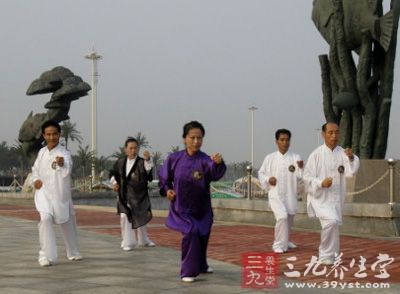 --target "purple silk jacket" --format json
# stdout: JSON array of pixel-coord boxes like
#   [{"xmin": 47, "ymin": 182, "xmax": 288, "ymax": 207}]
[{"xmin": 158, "ymin": 150, "xmax": 226, "ymax": 235}]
